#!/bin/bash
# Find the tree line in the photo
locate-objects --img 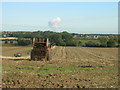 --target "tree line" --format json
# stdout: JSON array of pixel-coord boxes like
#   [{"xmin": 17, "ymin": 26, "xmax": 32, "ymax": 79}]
[
  {"xmin": 80, "ymin": 36, "xmax": 120, "ymax": 47},
  {"xmin": 3, "ymin": 31, "xmax": 77, "ymax": 46},
  {"xmin": 3, "ymin": 31, "xmax": 120, "ymax": 47}
]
